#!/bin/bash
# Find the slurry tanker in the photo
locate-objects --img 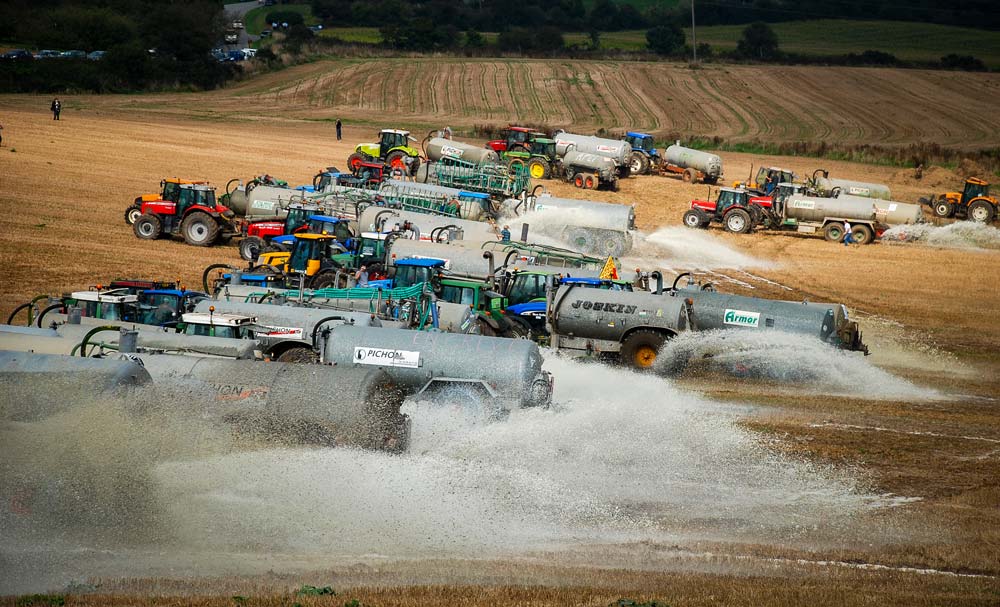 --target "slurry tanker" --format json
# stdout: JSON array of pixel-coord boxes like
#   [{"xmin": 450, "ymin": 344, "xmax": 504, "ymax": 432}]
[
  {"xmin": 660, "ymin": 144, "xmax": 723, "ymax": 184},
  {"xmin": 424, "ymin": 137, "xmax": 500, "ymax": 165},
  {"xmin": 552, "ymin": 130, "xmax": 631, "ymax": 177},
  {"xmin": 809, "ymin": 169, "xmax": 892, "ymax": 200}
]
